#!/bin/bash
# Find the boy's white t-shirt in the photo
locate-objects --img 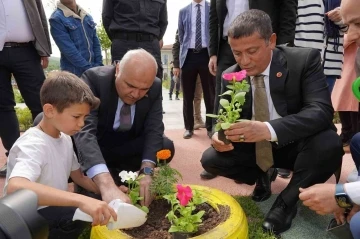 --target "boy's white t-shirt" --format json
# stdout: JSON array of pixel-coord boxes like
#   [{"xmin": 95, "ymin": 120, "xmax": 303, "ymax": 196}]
[{"xmin": 3, "ymin": 127, "xmax": 80, "ymax": 196}]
